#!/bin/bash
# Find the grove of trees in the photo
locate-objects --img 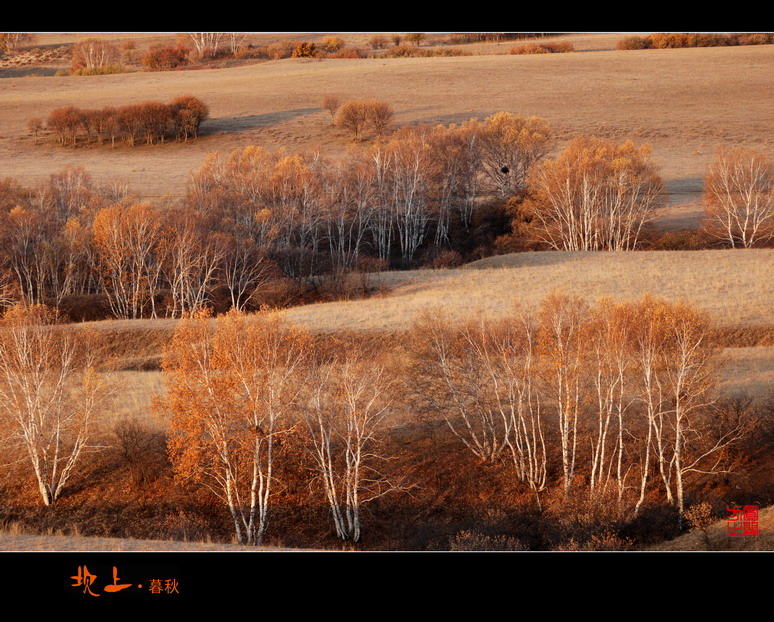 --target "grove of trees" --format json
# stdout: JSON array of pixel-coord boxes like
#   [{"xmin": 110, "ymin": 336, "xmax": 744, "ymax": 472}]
[
  {"xmin": 525, "ymin": 136, "xmax": 664, "ymax": 251},
  {"xmin": 3, "ymin": 107, "xmax": 771, "ymax": 326},
  {"xmin": 408, "ymin": 294, "xmax": 744, "ymax": 518},
  {"xmin": 148, "ymin": 292, "xmax": 749, "ymax": 545},
  {"xmin": 44, "ymin": 95, "xmax": 209, "ymax": 147}
]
